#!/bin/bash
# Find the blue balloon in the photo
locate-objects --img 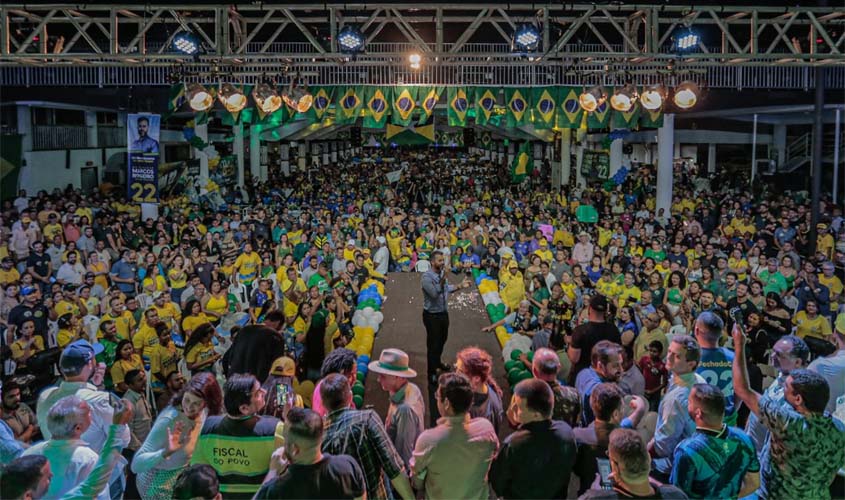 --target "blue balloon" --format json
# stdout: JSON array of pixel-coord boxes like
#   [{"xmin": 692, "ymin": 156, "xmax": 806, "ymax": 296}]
[
  {"xmin": 505, "ymin": 325, "xmax": 514, "ymax": 334},
  {"xmin": 358, "ymin": 354, "xmax": 370, "ymax": 363},
  {"xmin": 357, "ymin": 363, "xmax": 369, "ymax": 375}
]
